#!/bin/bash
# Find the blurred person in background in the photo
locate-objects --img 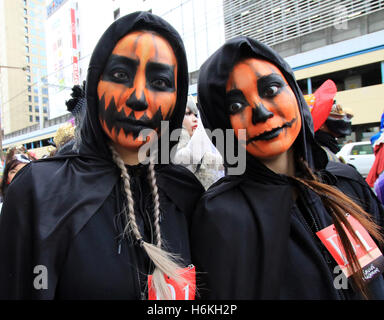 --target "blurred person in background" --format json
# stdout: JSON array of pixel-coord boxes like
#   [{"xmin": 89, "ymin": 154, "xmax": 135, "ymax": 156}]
[
  {"xmin": 367, "ymin": 131, "xmax": 384, "ymax": 203},
  {"xmin": 370, "ymin": 111, "xmax": 384, "ymax": 146},
  {"xmin": 0, "ymin": 153, "xmax": 31, "ymax": 211},
  {"xmin": 315, "ymin": 102, "xmax": 354, "ymax": 162},
  {"xmin": 48, "ymin": 122, "xmax": 76, "ymax": 157},
  {"xmin": 173, "ymin": 97, "xmax": 224, "ymax": 190}
]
